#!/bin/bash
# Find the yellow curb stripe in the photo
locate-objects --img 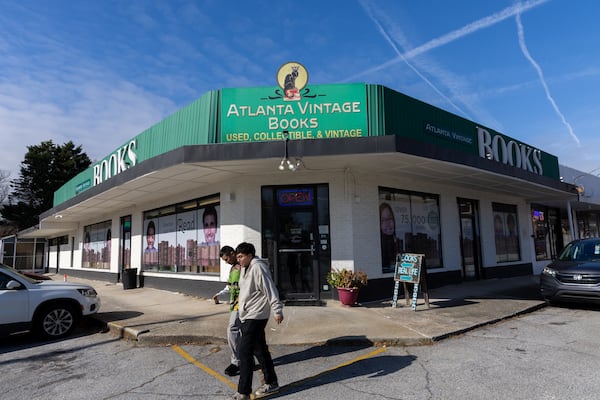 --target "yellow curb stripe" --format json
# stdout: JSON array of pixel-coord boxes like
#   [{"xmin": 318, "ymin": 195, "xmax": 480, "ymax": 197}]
[
  {"xmin": 171, "ymin": 345, "xmax": 237, "ymax": 390},
  {"xmin": 330, "ymin": 346, "xmax": 387, "ymax": 370}
]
